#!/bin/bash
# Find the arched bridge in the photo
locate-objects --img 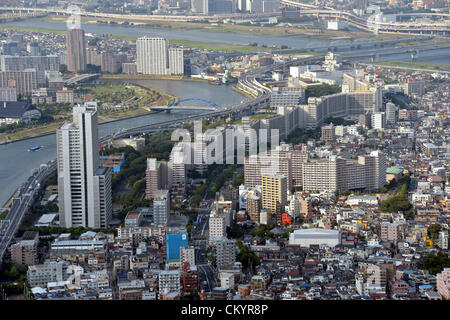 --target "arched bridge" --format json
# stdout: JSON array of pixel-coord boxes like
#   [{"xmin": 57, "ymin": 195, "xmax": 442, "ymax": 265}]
[{"xmin": 150, "ymin": 98, "xmax": 222, "ymax": 111}]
